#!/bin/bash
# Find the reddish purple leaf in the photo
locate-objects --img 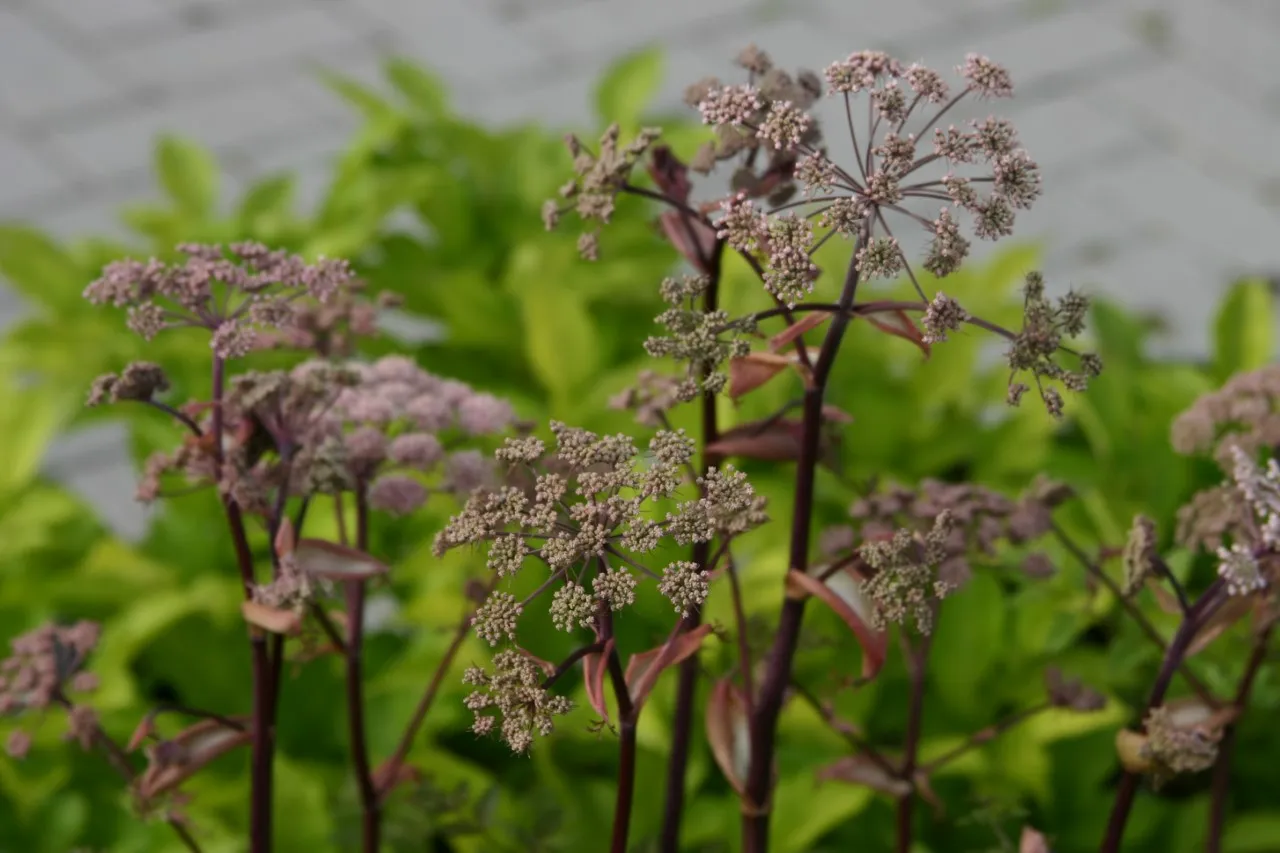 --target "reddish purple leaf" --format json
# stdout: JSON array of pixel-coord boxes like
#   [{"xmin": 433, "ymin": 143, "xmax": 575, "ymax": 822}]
[
  {"xmin": 786, "ymin": 568, "xmax": 887, "ymax": 680},
  {"xmin": 582, "ymin": 639, "xmax": 615, "ymax": 726},
  {"xmin": 294, "ymin": 539, "xmax": 389, "ymax": 582},
  {"xmin": 625, "ymin": 624, "xmax": 715, "ymax": 709}
]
